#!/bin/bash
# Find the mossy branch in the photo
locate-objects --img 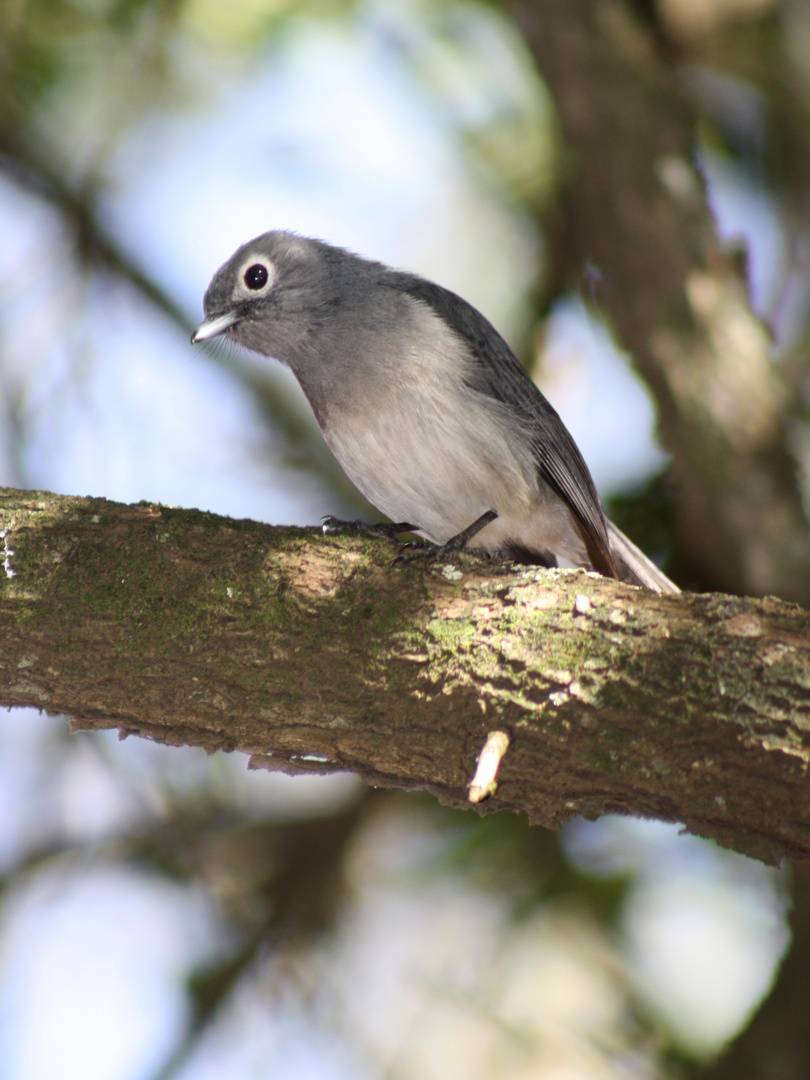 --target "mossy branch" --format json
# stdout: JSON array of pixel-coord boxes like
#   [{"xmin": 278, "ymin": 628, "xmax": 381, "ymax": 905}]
[{"xmin": 2, "ymin": 486, "xmax": 810, "ymax": 864}]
